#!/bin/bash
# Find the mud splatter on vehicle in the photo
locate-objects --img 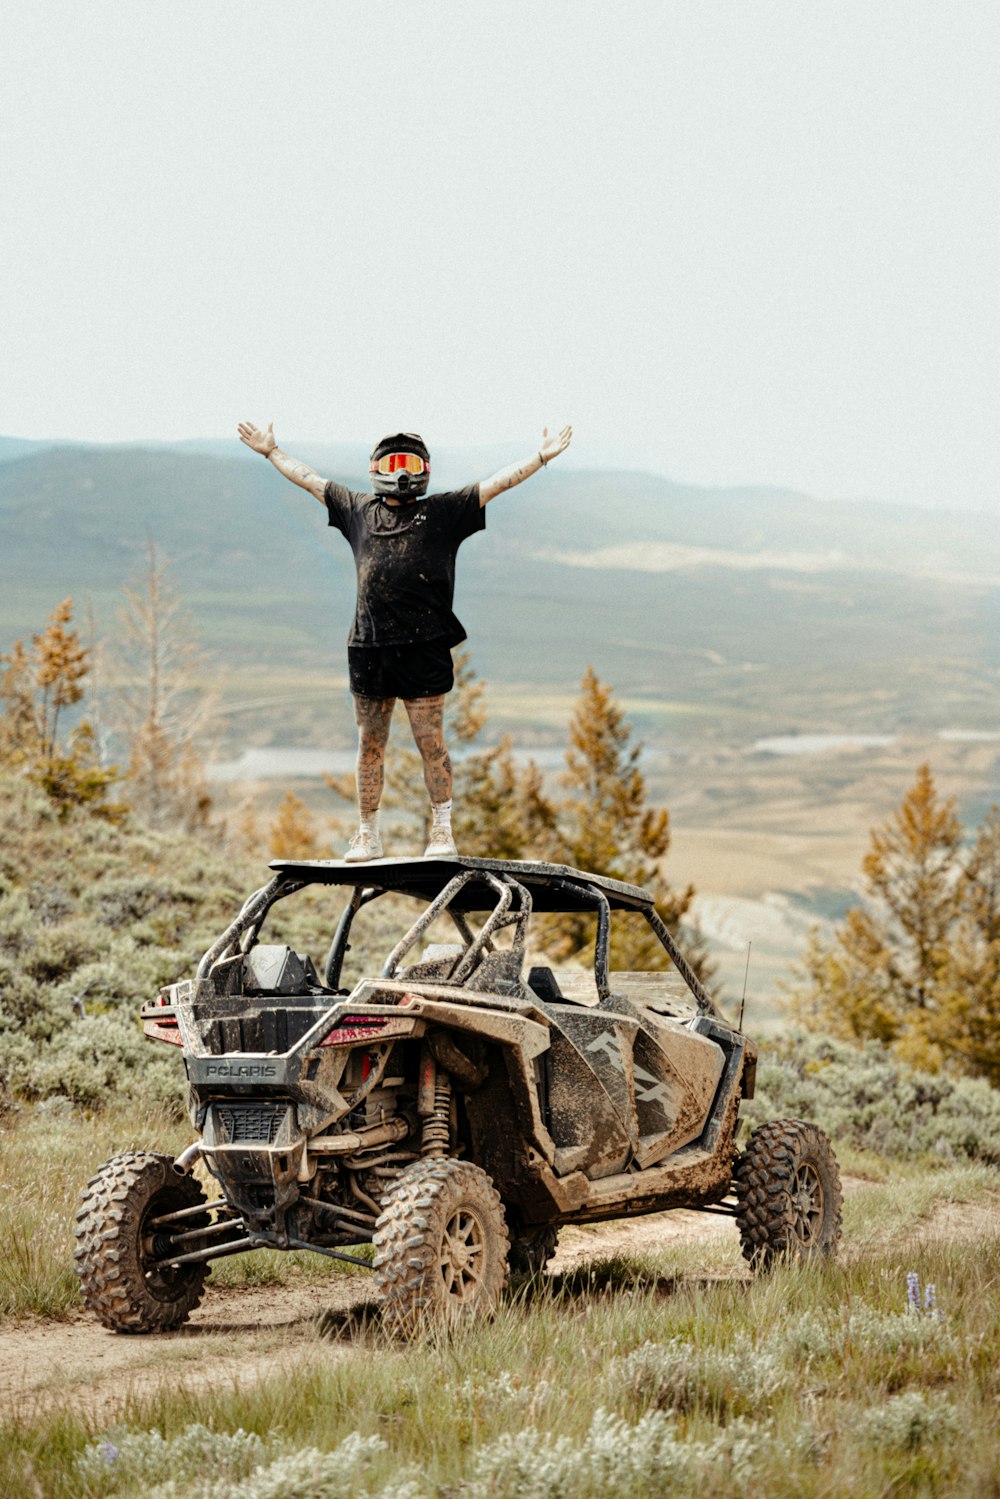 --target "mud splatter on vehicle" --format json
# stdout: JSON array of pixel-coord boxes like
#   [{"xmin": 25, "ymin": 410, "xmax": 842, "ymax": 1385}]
[{"xmin": 75, "ymin": 857, "xmax": 841, "ymax": 1336}]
